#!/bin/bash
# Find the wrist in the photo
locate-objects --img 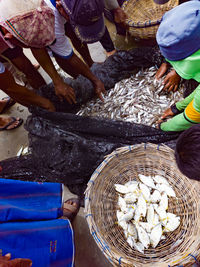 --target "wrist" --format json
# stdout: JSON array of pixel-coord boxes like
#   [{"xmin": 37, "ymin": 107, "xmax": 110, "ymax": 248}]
[
  {"xmin": 90, "ymin": 76, "xmax": 100, "ymax": 85},
  {"xmin": 53, "ymin": 75, "xmax": 63, "ymax": 86},
  {"xmin": 170, "ymin": 104, "xmax": 181, "ymax": 115}
]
